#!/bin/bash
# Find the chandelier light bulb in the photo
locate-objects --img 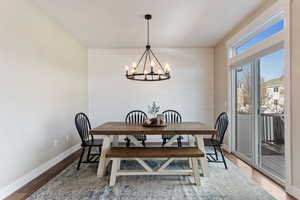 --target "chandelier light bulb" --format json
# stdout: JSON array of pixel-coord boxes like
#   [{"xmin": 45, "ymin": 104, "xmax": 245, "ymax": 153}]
[
  {"xmin": 151, "ymin": 60, "xmax": 155, "ymax": 66},
  {"xmin": 132, "ymin": 62, "xmax": 137, "ymax": 68},
  {"xmin": 165, "ymin": 63, "xmax": 170, "ymax": 72},
  {"xmin": 125, "ymin": 66, "xmax": 129, "ymax": 71}
]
